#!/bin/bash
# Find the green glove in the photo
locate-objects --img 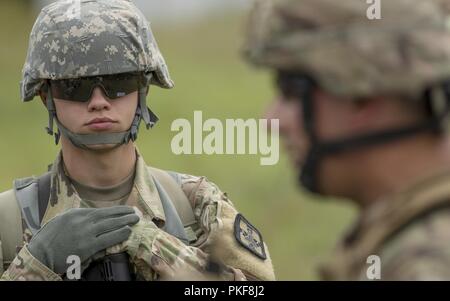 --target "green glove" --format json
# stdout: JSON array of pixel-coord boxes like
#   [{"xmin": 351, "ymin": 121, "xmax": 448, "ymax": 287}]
[{"xmin": 27, "ymin": 206, "xmax": 140, "ymax": 275}]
